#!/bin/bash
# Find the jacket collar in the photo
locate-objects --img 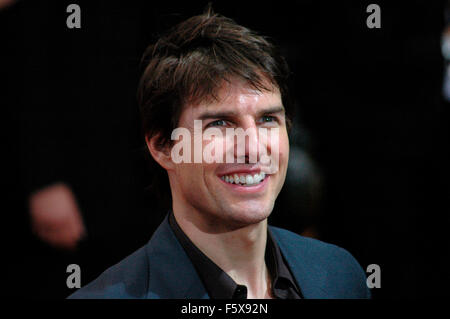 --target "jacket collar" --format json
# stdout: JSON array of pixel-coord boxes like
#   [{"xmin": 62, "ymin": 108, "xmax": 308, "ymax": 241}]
[
  {"xmin": 145, "ymin": 214, "xmax": 209, "ymax": 298},
  {"xmin": 144, "ymin": 214, "xmax": 327, "ymax": 299},
  {"xmin": 270, "ymin": 227, "xmax": 329, "ymax": 299}
]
